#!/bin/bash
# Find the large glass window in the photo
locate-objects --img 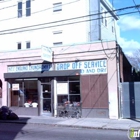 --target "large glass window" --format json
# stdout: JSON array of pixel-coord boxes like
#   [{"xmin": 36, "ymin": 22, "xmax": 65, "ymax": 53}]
[
  {"xmin": 10, "ymin": 79, "xmax": 38, "ymax": 108},
  {"xmin": 69, "ymin": 82, "xmax": 80, "ymax": 103},
  {"xmin": 57, "ymin": 76, "xmax": 80, "ymax": 105}
]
